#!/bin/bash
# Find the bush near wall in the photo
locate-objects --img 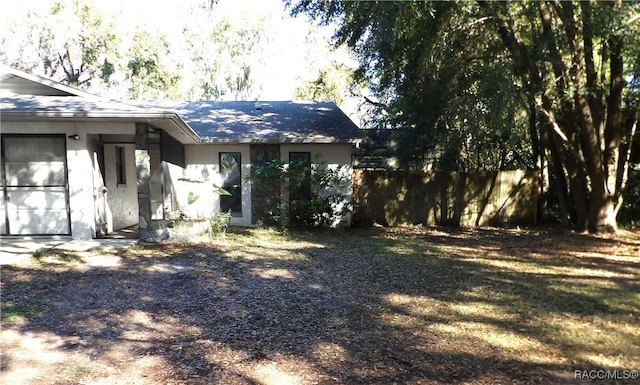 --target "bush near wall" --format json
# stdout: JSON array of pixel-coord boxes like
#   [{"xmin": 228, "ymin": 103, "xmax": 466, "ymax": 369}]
[{"xmin": 246, "ymin": 156, "xmax": 351, "ymax": 228}]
